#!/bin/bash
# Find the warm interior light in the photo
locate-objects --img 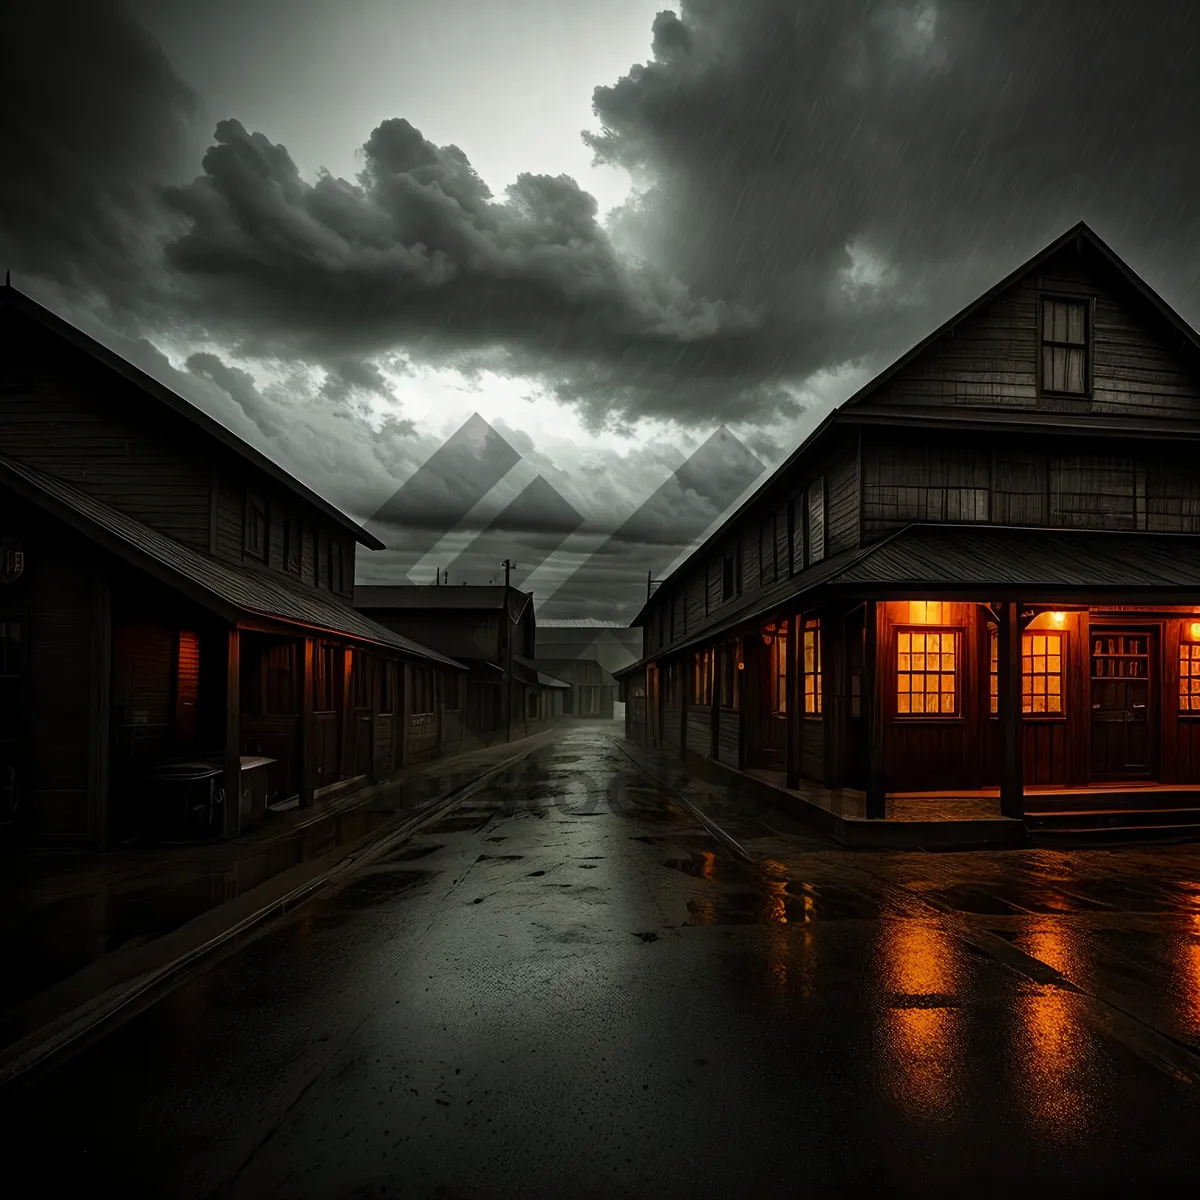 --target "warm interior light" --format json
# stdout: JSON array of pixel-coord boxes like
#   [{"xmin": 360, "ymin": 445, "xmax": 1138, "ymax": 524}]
[
  {"xmin": 737, "ymin": 660, "xmax": 745, "ymax": 671},
  {"xmin": 1190, "ymin": 621, "xmax": 1200, "ymax": 641},
  {"xmin": 1050, "ymin": 611, "xmax": 1066, "ymax": 628},
  {"xmin": 909, "ymin": 600, "xmax": 942, "ymax": 624}
]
